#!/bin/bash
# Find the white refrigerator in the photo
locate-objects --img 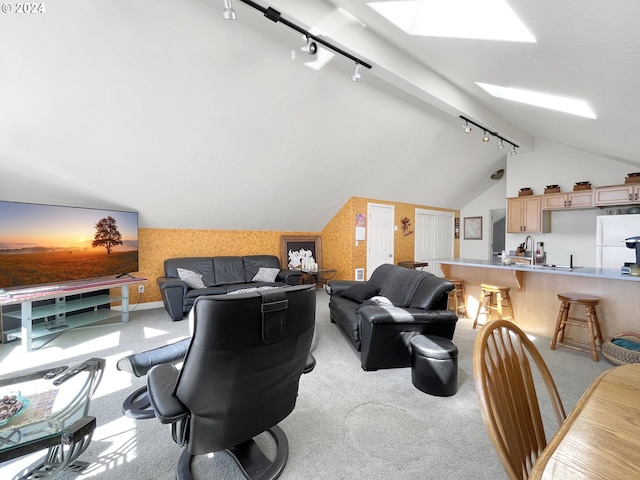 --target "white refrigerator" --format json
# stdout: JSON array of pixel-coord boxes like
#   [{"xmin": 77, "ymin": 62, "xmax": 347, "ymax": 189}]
[{"xmin": 596, "ymin": 215, "xmax": 640, "ymax": 268}]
